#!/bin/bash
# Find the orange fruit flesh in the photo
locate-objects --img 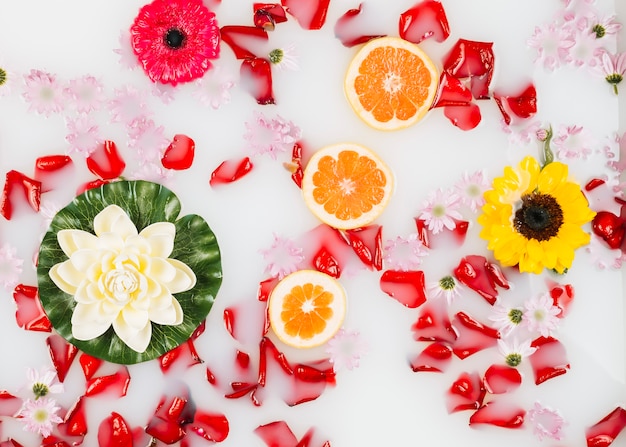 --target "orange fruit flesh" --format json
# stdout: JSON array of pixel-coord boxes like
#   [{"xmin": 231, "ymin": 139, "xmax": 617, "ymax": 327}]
[
  {"xmin": 353, "ymin": 46, "xmax": 434, "ymax": 124},
  {"xmin": 311, "ymin": 150, "xmax": 387, "ymax": 223},
  {"xmin": 280, "ymin": 283, "xmax": 335, "ymax": 340}
]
